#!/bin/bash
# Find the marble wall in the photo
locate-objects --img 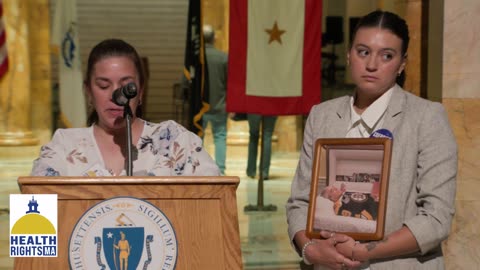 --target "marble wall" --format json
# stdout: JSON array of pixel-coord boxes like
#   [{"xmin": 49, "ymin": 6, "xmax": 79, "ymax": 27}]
[
  {"xmin": 443, "ymin": 0, "xmax": 480, "ymax": 99},
  {"xmin": 442, "ymin": 0, "xmax": 480, "ymax": 269},
  {"xmin": 443, "ymin": 99, "xmax": 480, "ymax": 269}
]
